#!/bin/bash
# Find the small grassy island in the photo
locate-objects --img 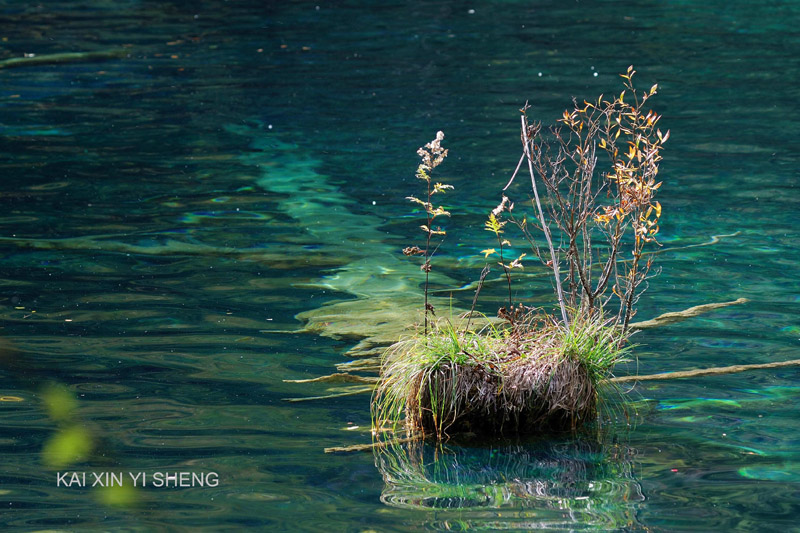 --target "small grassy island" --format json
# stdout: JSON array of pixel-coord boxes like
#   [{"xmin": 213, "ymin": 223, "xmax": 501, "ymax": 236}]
[
  {"xmin": 374, "ymin": 314, "xmax": 630, "ymax": 438},
  {"xmin": 373, "ymin": 67, "xmax": 674, "ymax": 440}
]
